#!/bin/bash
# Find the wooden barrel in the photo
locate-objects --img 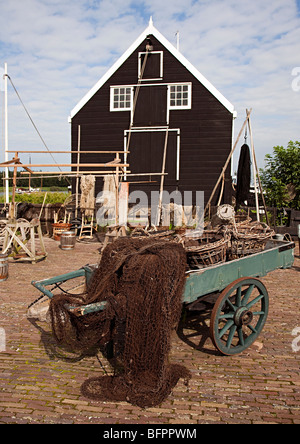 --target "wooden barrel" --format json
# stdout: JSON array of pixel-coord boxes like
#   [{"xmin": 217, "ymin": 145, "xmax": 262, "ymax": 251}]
[
  {"xmin": 60, "ymin": 231, "xmax": 76, "ymax": 250},
  {"xmin": 0, "ymin": 253, "xmax": 8, "ymax": 281}
]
